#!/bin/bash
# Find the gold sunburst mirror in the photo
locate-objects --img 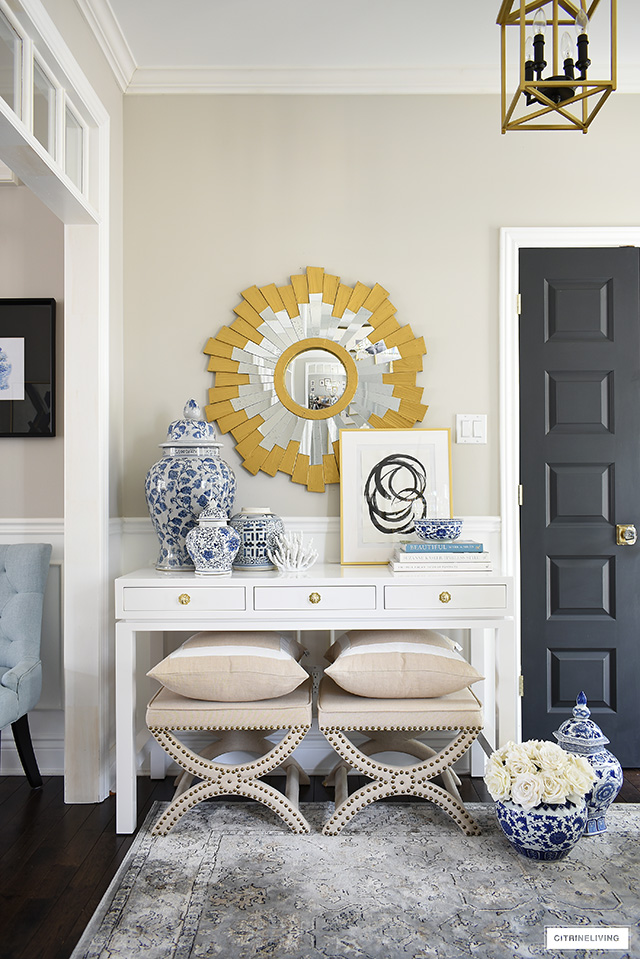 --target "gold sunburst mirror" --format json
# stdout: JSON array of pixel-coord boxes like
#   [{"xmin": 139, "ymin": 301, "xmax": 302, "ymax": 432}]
[{"xmin": 203, "ymin": 267, "xmax": 427, "ymax": 492}]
